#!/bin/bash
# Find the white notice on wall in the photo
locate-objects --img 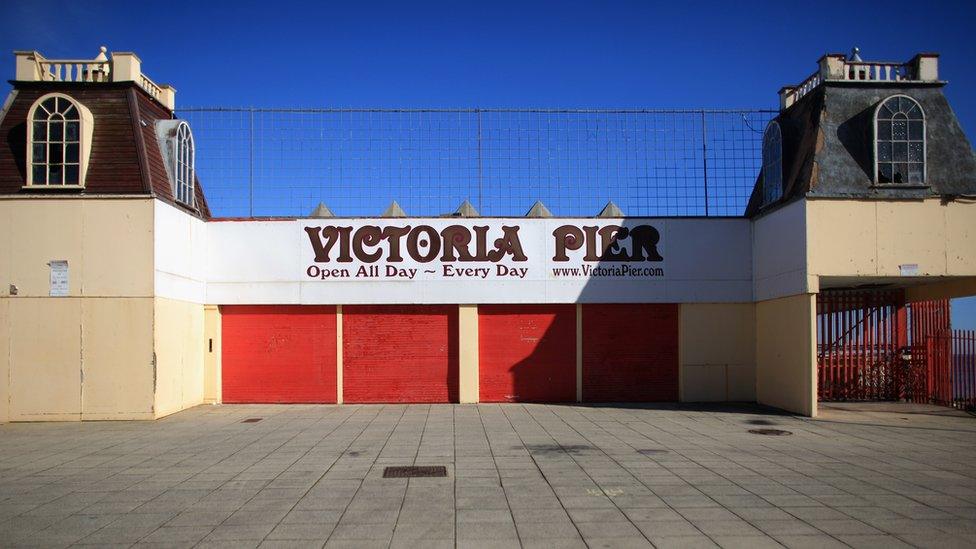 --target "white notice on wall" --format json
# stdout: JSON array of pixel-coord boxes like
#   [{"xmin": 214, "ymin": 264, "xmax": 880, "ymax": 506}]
[
  {"xmin": 49, "ymin": 260, "xmax": 69, "ymax": 296},
  {"xmin": 899, "ymin": 263, "xmax": 919, "ymax": 277}
]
